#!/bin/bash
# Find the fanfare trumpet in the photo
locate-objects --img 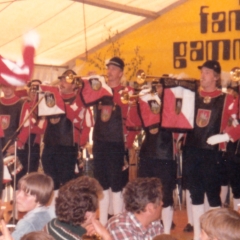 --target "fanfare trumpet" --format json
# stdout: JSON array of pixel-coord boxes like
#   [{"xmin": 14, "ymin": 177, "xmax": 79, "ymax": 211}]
[
  {"xmin": 65, "ymin": 73, "xmax": 108, "ymax": 89},
  {"xmin": 121, "ymin": 85, "xmax": 162, "ymax": 105},
  {"xmin": 230, "ymin": 67, "xmax": 240, "ymax": 82},
  {"xmin": 120, "ymin": 69, "xmax": 163, "ymax": 104},
  {"xmin": 136, "ymin": 69, "xmax": 162, "ymax": 85},
  {"xmin": 65, "ymin": 74, "xmax": 83, "ymax": 87}
]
